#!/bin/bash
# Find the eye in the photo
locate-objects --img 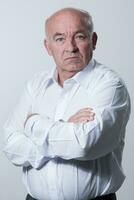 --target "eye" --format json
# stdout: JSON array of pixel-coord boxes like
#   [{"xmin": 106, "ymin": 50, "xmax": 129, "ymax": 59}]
[
  {"xmin": 75, "ymin": 34, "xmax": 86, "ymax": 41},
  {"xmin": 55, "ymin": 37, "xmax": 65, "ymax": 43}
]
